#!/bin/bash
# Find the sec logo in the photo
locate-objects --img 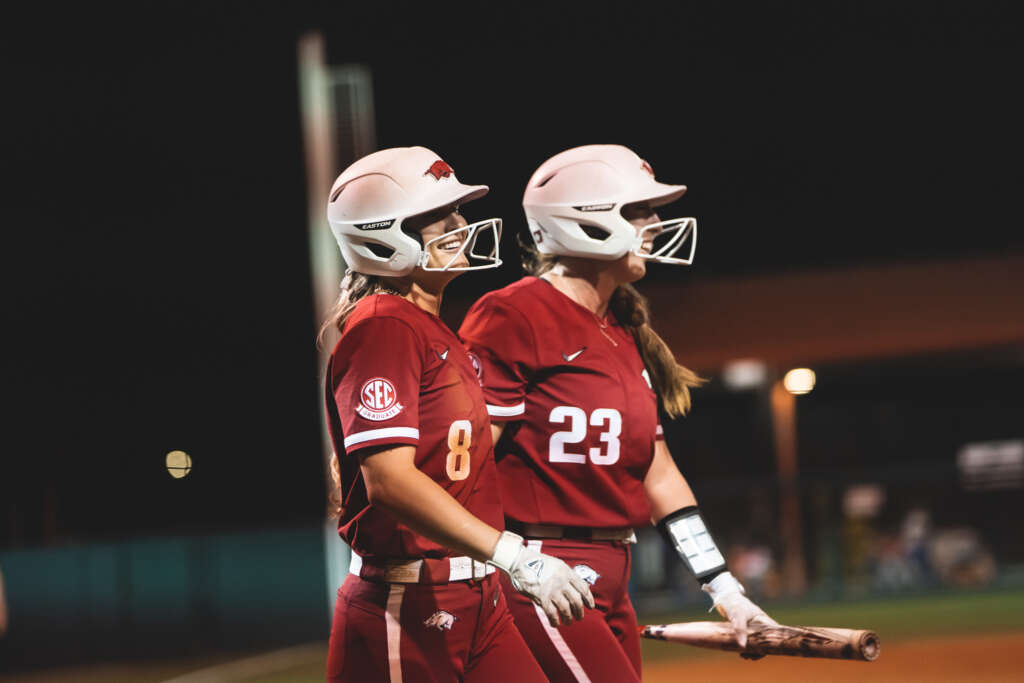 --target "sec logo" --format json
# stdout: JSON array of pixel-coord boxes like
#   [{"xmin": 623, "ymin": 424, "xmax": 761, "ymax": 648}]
[{"xmin": 357, "ymin": 377, "xmax": 404, "ymax": 421}]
